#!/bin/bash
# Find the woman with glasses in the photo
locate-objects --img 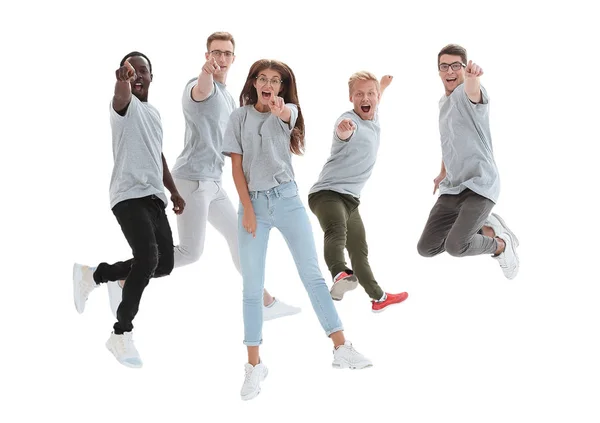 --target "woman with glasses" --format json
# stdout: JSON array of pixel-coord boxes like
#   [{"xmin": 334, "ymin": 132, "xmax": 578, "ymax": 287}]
[{"xmin": 223, "ymin": 59, "xmax": 372, "ymax": 401}]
